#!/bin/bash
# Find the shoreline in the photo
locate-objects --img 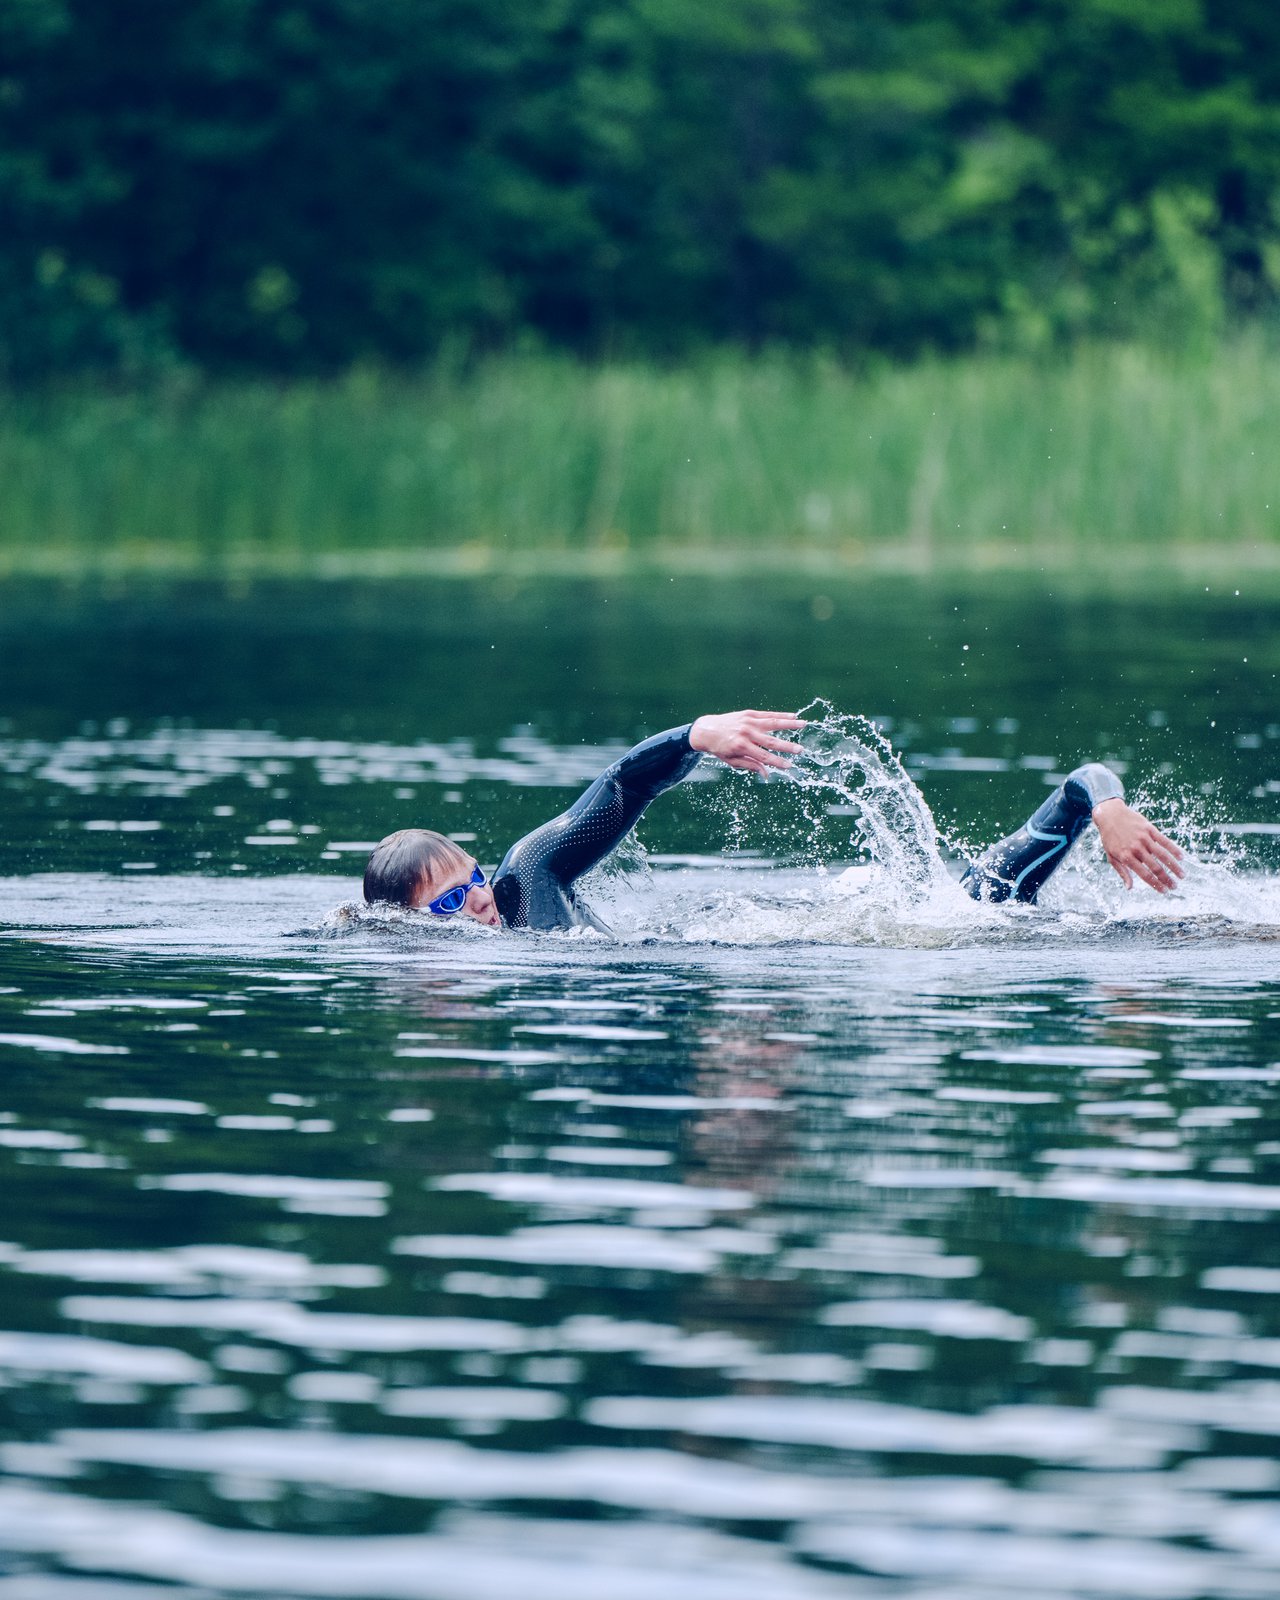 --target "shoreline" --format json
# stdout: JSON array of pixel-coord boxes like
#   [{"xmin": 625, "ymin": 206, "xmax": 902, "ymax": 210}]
[{"xmin": 4, "ymin": 538, "xmax": 1280, "ymax": 587}]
